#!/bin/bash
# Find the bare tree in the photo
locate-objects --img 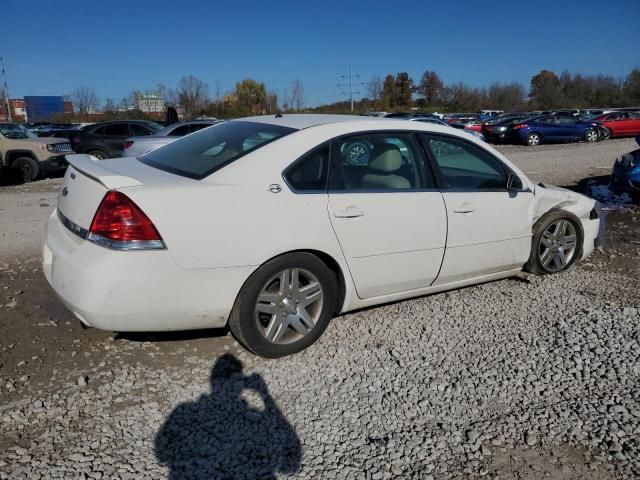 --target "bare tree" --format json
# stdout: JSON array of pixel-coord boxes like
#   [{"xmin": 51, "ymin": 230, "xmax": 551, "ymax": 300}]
[
  {"xmin": 281, "ymin": 88, "xmax": 290, "ymax": 112},
  {"xmin": 71, "ymin": 86, "xmax": 99, "ymax": 119},
  {"xmin": 103, "ymin": 97, "xmax": 117, "ymax": 112},
  {"xmin": 177, "ymin": 75, "xmax": 209, "ymax": 118},
  {"xmin": 290, "ymin": 79, "xmax": 305, "ymax": 111},
  {"xmin": 366, "ymin": 75, "xmax": 384, "ymax": 107}
]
